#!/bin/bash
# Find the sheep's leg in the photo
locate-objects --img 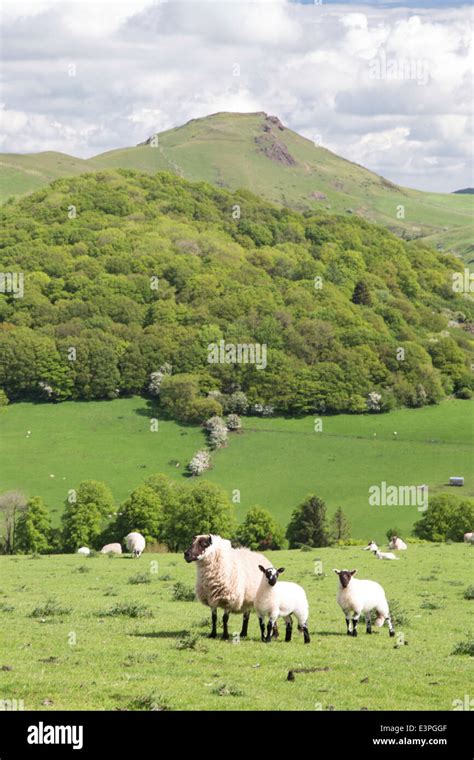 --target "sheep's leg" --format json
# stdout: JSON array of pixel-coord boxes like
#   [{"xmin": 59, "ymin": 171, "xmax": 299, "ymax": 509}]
[
  {"xmin": 258, "ymin": 616, "xmax": 266, "ymax": 642},
  {"xmin": 352, "ymin": 614, "xmax": 360, "ymax": 637},
  {"xmin": 302, "ymin": 624, "xmax": 310, "ymax": 644},
  {"xmin": 345, "ymin": 617, "xmax": 352, "ymax": 635},
  {"xmin": 222, "ymin": 610, "xmax": 230, "ymax": 640},
  {"xmin": 240, "ymin": 611, "xmax": 250, "ymax": 638},
  {"xmin": 209, "ymin": 608, "xmax": 217, "ymax": 639},
  {"xmin": 265, "ymin": 618, "xmax": 275, "ymax": 643},
  {"xmin": 387, "ymin": 616, "xmax": 395, "ymax": 637},
  {"xmin": 272, "ymin": 622, "xmax": 279, "ymax": 639},
  {"xmin": 366, "ymin": 612, "xmax": 372, "ymax": 634},
  {"xmin": 285, "ymin": 616, "xmax": 293, "ymax": 642}
]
